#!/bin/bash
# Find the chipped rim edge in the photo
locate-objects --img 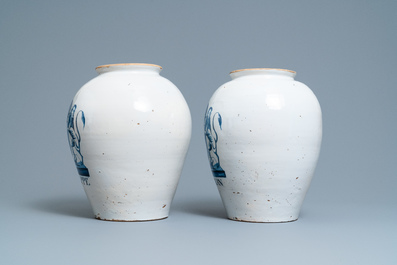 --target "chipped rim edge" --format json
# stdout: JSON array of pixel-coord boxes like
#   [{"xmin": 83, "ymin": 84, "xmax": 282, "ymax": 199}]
[
  {"xmin": 96, "ymin": 63, "xmax": 162, "ymax": 71},
  {"xmin": 230, "ymin": 68, "xmax": 296, "ymax": 74}
]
